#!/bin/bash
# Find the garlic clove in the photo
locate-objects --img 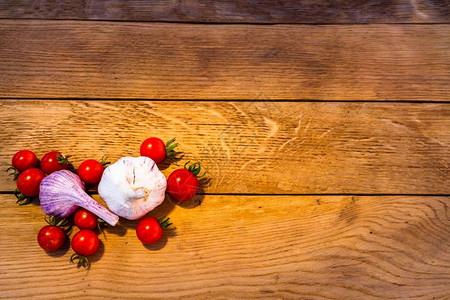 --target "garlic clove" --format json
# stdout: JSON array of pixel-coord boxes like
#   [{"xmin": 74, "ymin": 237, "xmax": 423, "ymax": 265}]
[{"xmin": 98, "ymin": 156, "xmax": 167, "ymax": 220}]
